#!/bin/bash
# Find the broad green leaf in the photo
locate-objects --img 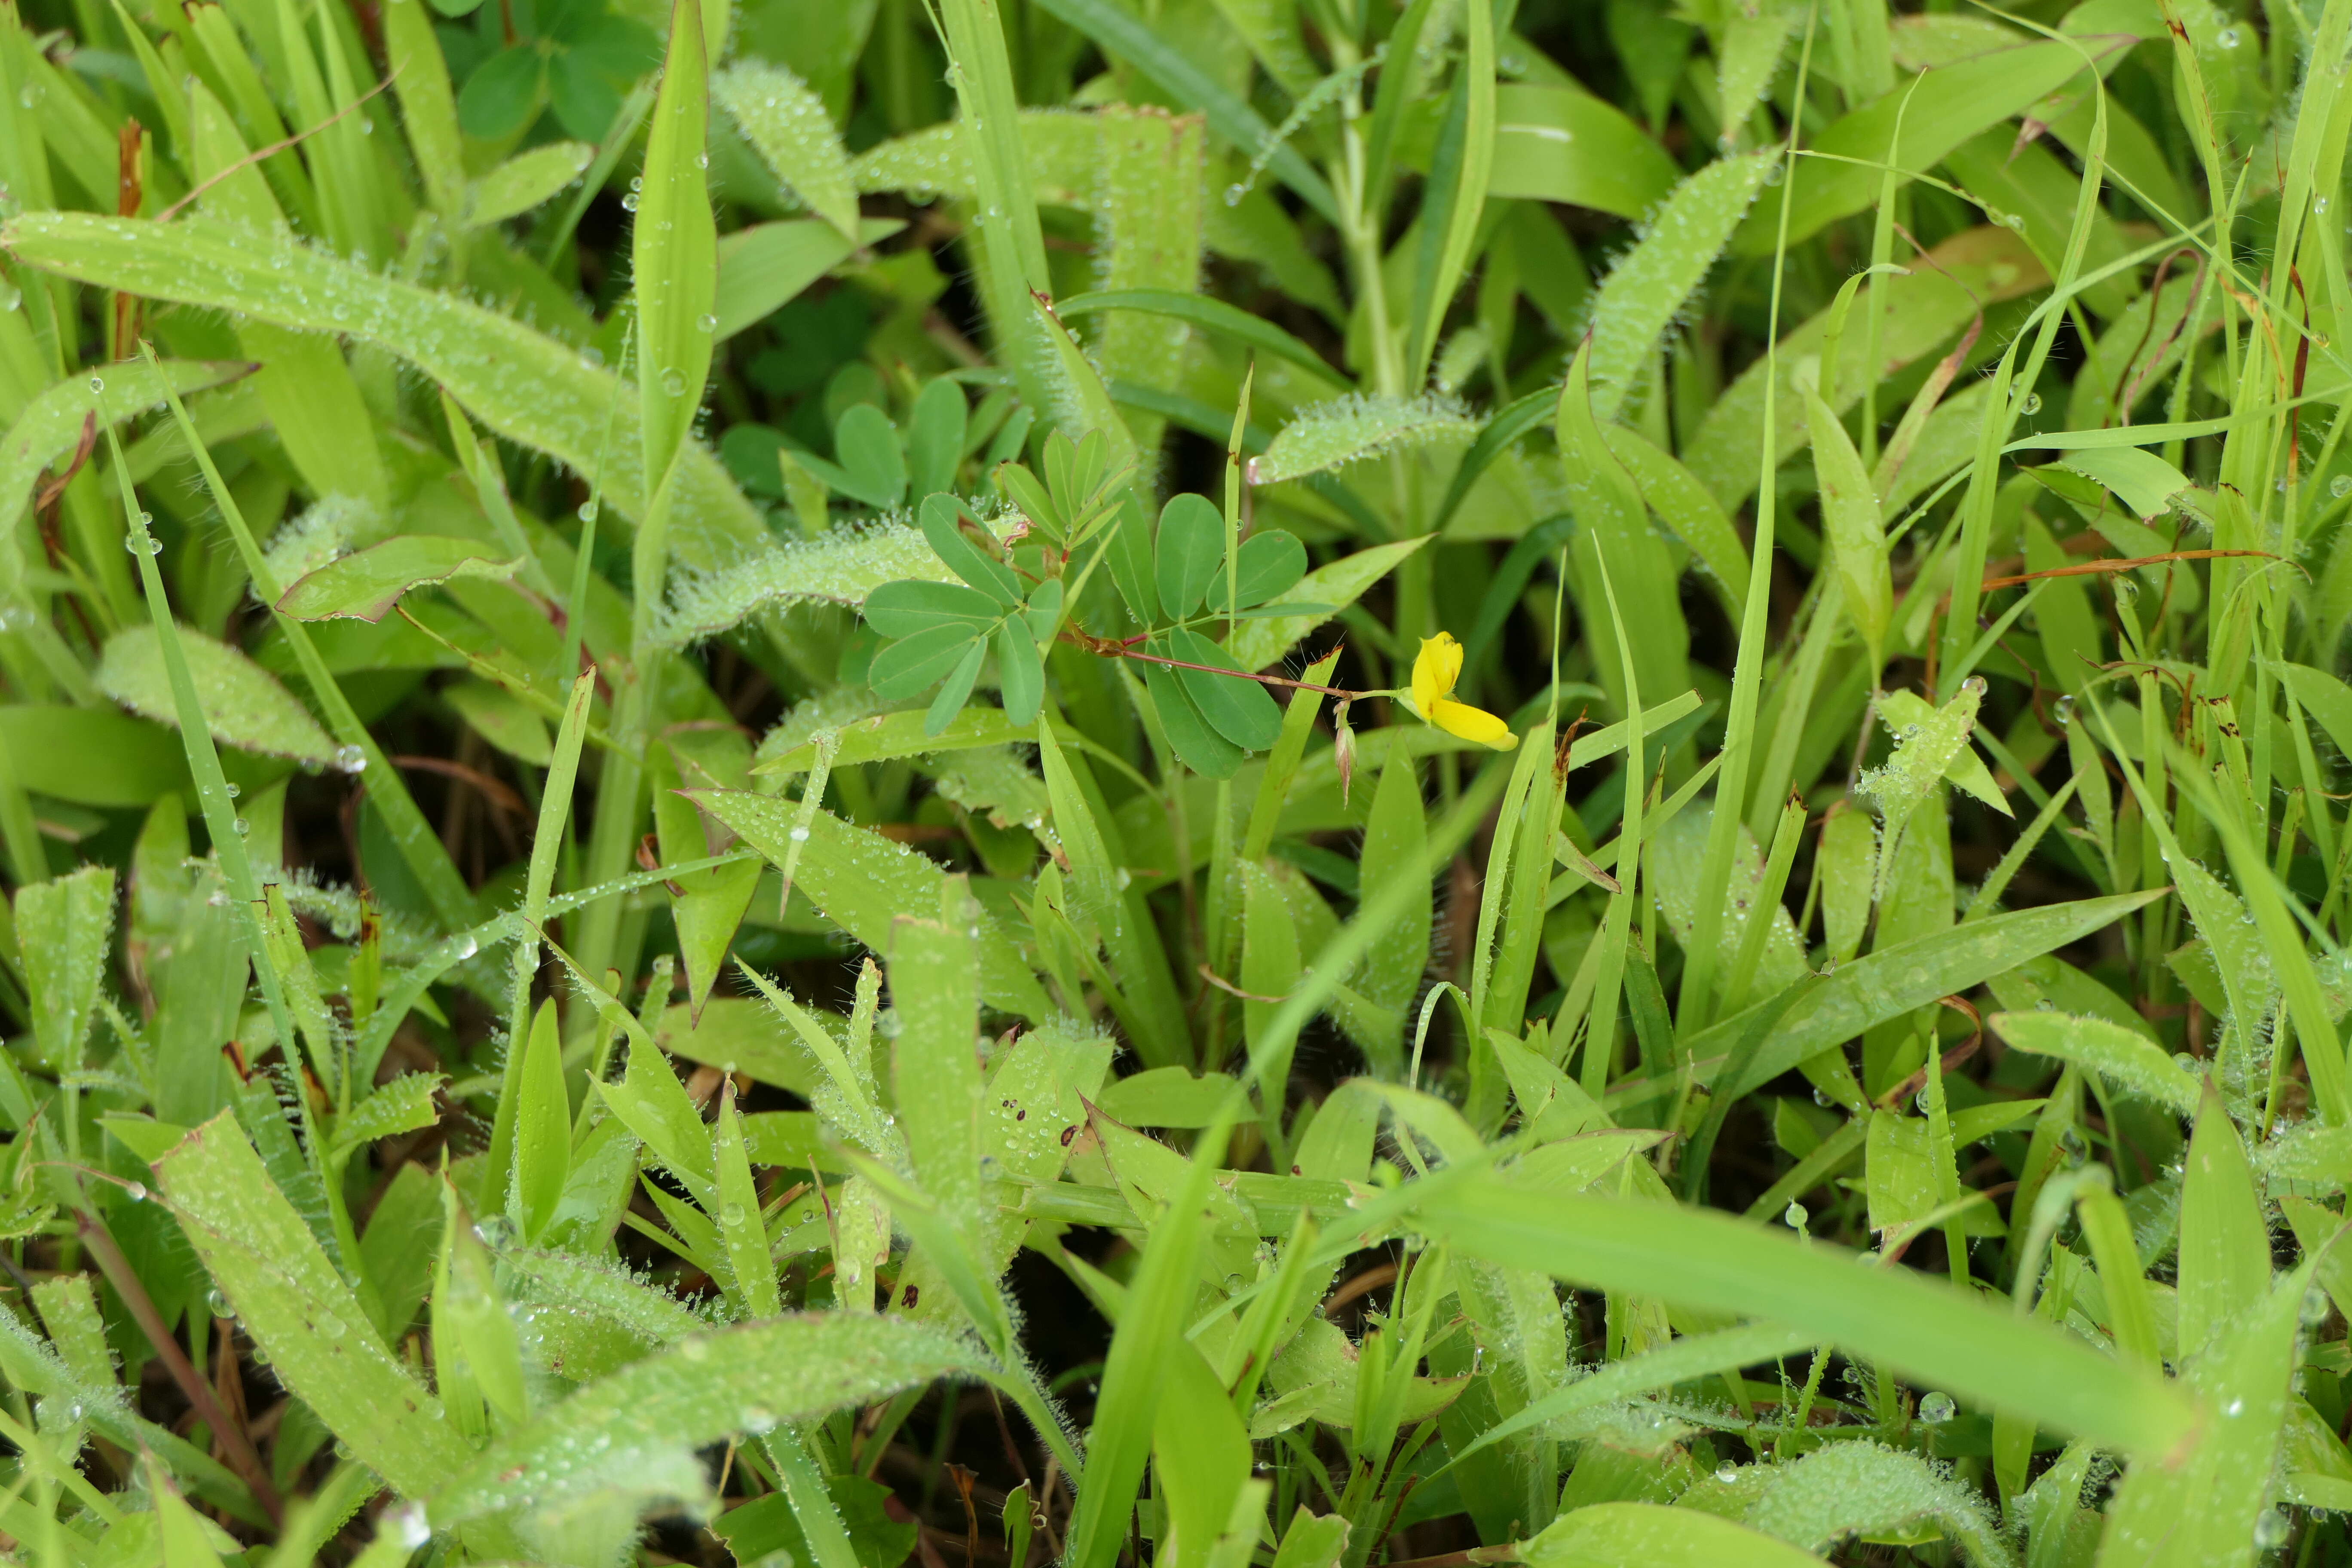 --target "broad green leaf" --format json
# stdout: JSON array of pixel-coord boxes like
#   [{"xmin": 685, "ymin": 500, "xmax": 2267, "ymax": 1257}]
[
  {"xmin": 442, "ymin": 1187, "xmax": 527, "ymax": 1425},
  {"xmin": 2052, "ymin": 447, "xmax": 2195, "ymax": 521},
  {"xmin": 0, "ymin": 707, "xmax": 186, "ymax": 807},
  {"xmin": 1486, "ymin": 86, "xmax": 1680, "ymax": 219},
  {"xmin": 0, "ymin": 359, "xmax": 248, "ymax": 600},
  {"xmin": 1413, "ymin": 1173, "xmax": 2193, "ymax": 1455},
  {"xmin": 1859, "ymin": 680, "xmax": 1984, "ymax": 900},
  {"xmin": 715, "ymin": 61, "xmax": 859, "ymax": 239},
  {"xmin": 1066, "ymin": 1120, "xmax": 1223, "ymax": 1568},
  {"xmin": 328, "ymin": 1073, "xmax": 445, "ymax": 1158},
  {"xmin": 1354, "ymin": 745, "xmax": 1431, "ymax": 1050},
  {"xmin": 382, "ymin": 0, "xmax": 464, "ymax": 218},
  {"xmin": 1694, "ymin": 1443, "xmax": 2008, "ymax": 1566},
  {"xmin": 890, "ymin": 881, "xmax": 985, "ymax": 1228},
  {"xmin": 427, "ymin": 1316, "xmax": 1000, "ymax": 1527},
  {"xmin": 2277, "ymin": 662, "xmax": 2352, "ymax": 765},
  {"xmin": 1990, "ymin": 1012, "xmax": 2200, "ymax": 1118},
  {"xmin": 660, "ymin": 520, "xmax": 982, "ymax": 644},
  {"xmin": 1582, "ymin": 150, "xmax": 1775, "ymax": 420},
  {"xmin": 1561, "ymin": 339, "xmax": 1687, "ymax": 717},
  {"xmin": 154, "ymin": 1113, "xmax": 471, "ymax": 1498},
  {"xmin": 15, "ymin": 865, "xmax": 113, "ymax": 1070},
  {"xmin": 712, "ymin": 1086, "xmax": 779, "ymax": 1319},
  {"xmin": 1230, "ymin": 531, "xmax": 1306, "ymax": 608},
  {"xmin": 466, "ymin": 141, "xmax": 594, "ymax": 229},
  {"xmin": 1167, "ymin": 628, "xmax": 1281, "ymax": 751},
  {"xmin": 714, "ymin": 217, "xmax": 902, "ymax": 340},
  {"xmin": 275, "ymin": 536, "xmax": 521, "ymax": 623},
  {"xmin": 1714, "ymin": 1, "xmax": 1798, "ymax": 145},
  {"xmin": 1245, "ymin": 395, "xmax": 1477, "ymax": 487},
  {"xmin": 906, "ymin": 377, "xmax": 967, "ymax": 499},
  {"xmin": 1241, "ymin": 860, "xmax": 1302, "ymax": 1102},
  {"xmin": 2097, "ymin": 1262, "xmax": 2310, "ymax": 1566},
  {"xmin": 635, "ymin": 0, "xmax": 717, "ymax": 514},
  {"xmin": 1874, "ymin": 690, "xmax": 2008, "ymax": 815},
  {"xmin": 688, "ymin": 789, "xmax": 1051, "ymax": 1019},
  {"xmin": 755, "ymin": 704, "xmax": 1055, "ymax": 775},
  {"xmin": 1735, "ymin": 40, "xmax": 2112, "ymax": 252},
  {"xmin": 443, "ymin": 679, "xmax": 553, "ymax": 766},
  {"xmin": 1685, "ymin": 890, "xmax": 2169, "ymax": 1097},
  {"xmin": 3, "ymin": 214, "xmax": 767, "ymax": 568},
  {"xmin": 511, "ymin": 1000, "xmax": 569, "ymax": 1242},
  {"xmin": 830, "ymin": 404, "xmax": 910, "ymax": 510},
  {"xmin": 98, "ymin": 625, "xmax": 336, "ymax": 767},
  {"xmin": 1153, "ymin": 1341, "xmax": 1256, "ymax": 1566},
  {"xmin": 1033, "ymin": 719, "xmax": 1188, "ymax": 1066},
  {"xmin": 1156, "ymin": 493, "xmax": 1225, "ymax": 620},
  {"xmin": 1807, "ymin": 389, "xmax": 1890, "ymax": 662},
  {"xmin": 1523, "ymin": 1502, "xmax": 1831, "ymax": 1567},
  {"xmin": 2176, "ymin": 1082, "xmax": 2271, "ymax": 1367},
  {"xmin": 1143, "ymin": 655, "xmax": 1246, "ymax": 779},
  {"xmin": 1093, "ymin": 105, "xmax": 1211, "ymax": 416}
]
